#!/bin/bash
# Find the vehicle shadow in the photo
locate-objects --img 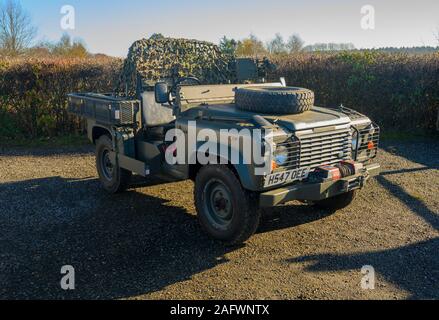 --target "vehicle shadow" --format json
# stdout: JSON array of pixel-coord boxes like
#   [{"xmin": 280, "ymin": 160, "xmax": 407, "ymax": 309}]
[
  {"xmin": 286, "ymin": 164, "xmax": 439, "ymax": 299},
  {"xmin": 287, "ymin": 238, "xmax": 439, "ymax": 299},
  {"xmin": 0, "ymin": 176, "xmax": 232, "ymax": 300},
  {"xmin": 258, "ymin": 204, "xmax": 336, "ymax": 234},
  {"xmin": 380, "ymin": 140, "xmax": 439, "ymax": 170},
  {"xmin": 0, "ymin": 175, "xmax": 329, "ymax": 300}
]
